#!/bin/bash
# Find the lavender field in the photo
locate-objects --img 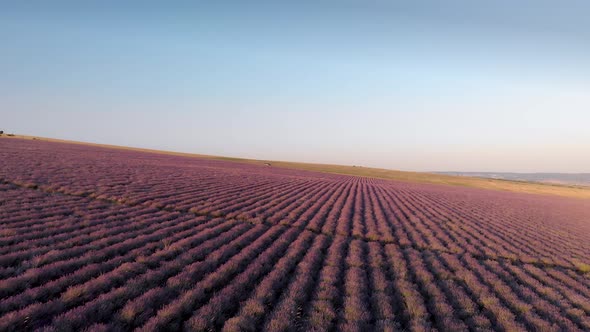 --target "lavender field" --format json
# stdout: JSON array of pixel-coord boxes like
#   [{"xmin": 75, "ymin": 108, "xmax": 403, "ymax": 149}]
[{"xmin": 1, "ymin": 138, "xmax": 589, "ymax": 332}]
